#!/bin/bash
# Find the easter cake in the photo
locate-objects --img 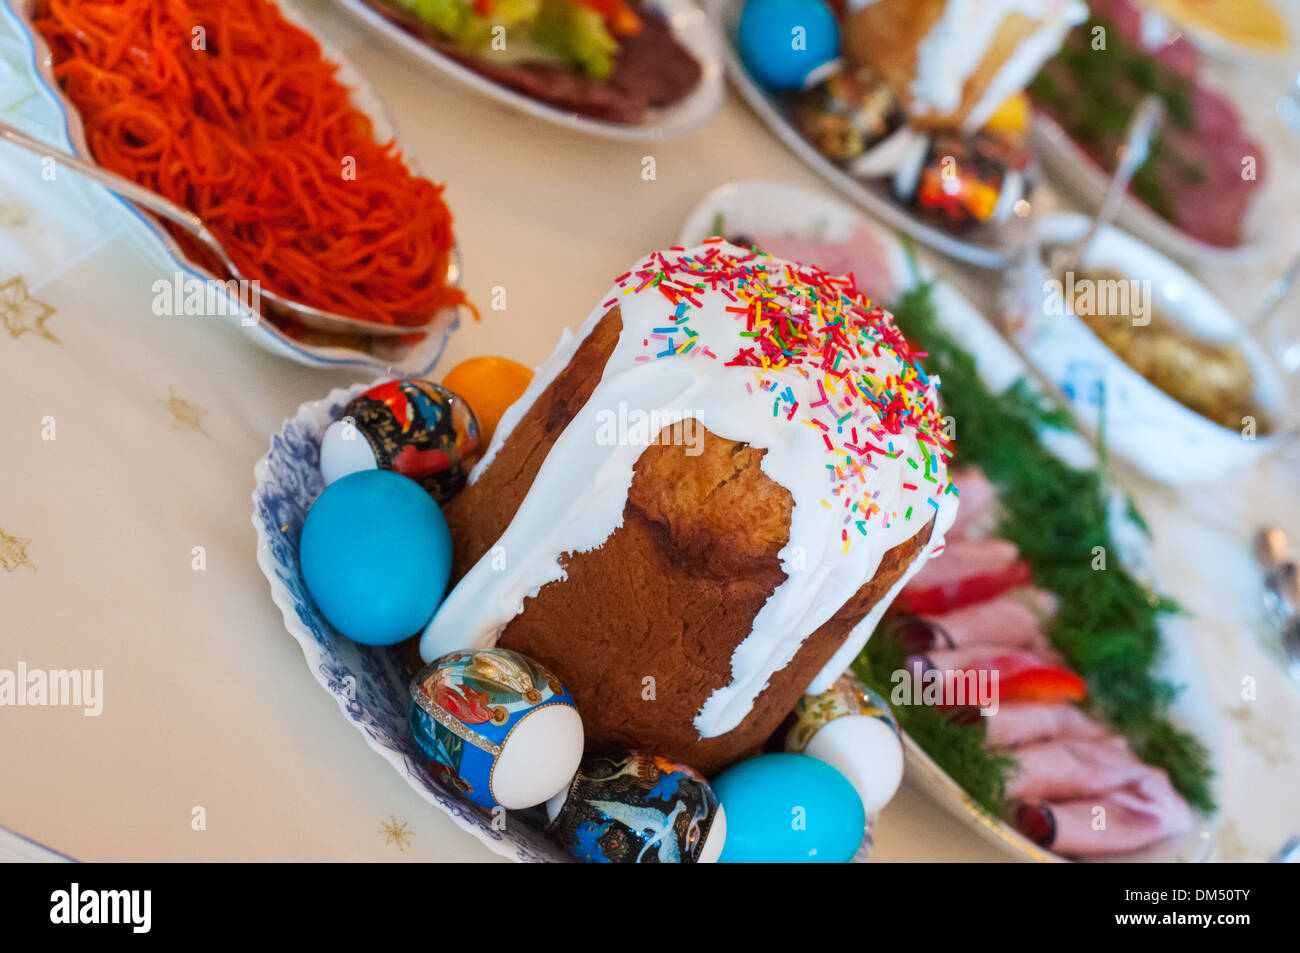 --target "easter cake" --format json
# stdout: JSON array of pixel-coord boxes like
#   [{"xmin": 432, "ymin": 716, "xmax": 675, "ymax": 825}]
[
  {"xmin": 840, "ymin": 0, "xmax": 1087, "ymax": 131},
  {"xmin": 419, "ymin": 241, "xmax": 958, "ymax": 774}
]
